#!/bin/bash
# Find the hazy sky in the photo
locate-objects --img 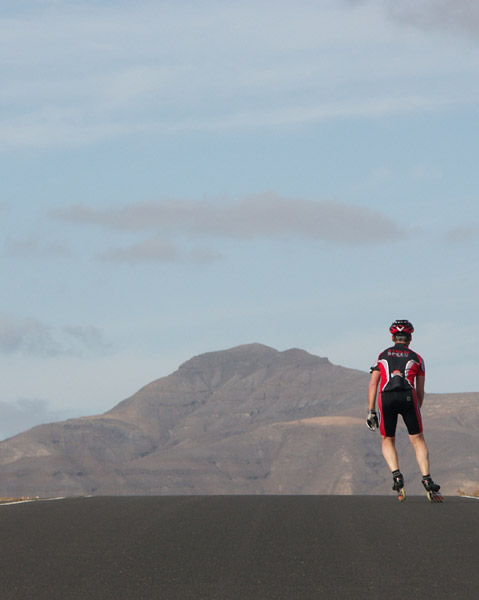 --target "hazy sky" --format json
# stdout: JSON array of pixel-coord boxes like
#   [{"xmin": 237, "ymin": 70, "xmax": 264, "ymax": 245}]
[{"xmin": 1, "ymin": 0, "xmax": 479, "ymax": 439}]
